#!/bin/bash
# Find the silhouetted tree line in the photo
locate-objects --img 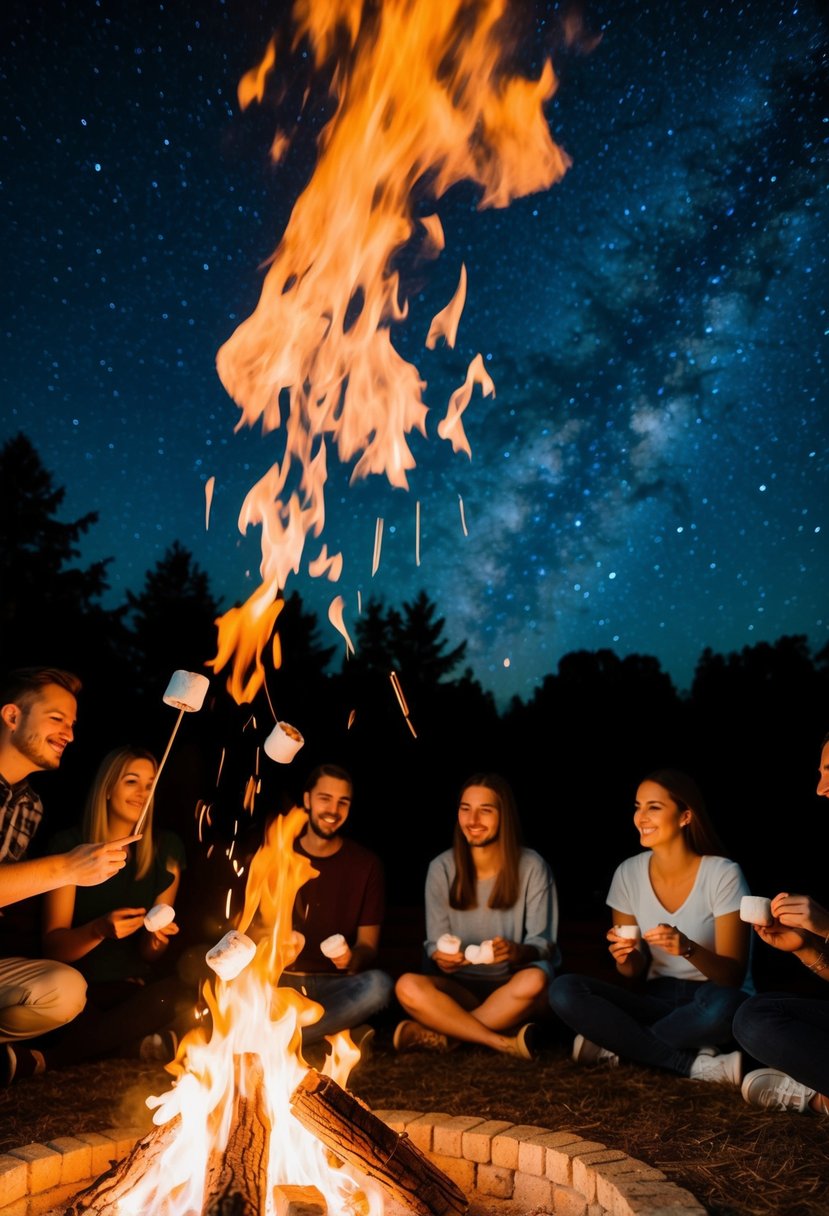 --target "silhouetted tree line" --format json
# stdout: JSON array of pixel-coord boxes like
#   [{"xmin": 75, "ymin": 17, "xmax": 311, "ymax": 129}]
[{"xmin": 2, "ymin": 434, "xmax": 827, "ymax": 961}]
